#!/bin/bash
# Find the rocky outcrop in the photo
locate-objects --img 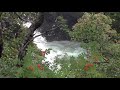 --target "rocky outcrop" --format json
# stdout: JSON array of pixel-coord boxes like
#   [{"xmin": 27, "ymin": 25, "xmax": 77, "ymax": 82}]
[{"xmin": 38, "ymin": 12, "xmax": 84, "ymax": 41}]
